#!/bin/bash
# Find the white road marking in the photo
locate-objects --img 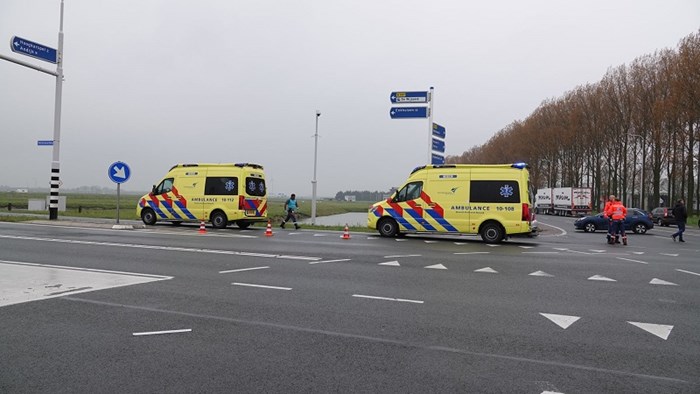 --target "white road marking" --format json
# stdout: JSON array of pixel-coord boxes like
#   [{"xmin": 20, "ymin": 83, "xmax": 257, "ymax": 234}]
[
  {"xmin": 219, "ymin": 266, "xmax": 269, "ymax": 274},
  {"xmin": 308, "ymin": 259, "xmax": 351, "ymax": 265},
  {"xmin": 518, "ymin": 246, "xmax": 534, "ymax": 249},
  {"xmin": 425, "ymin": 264, "xmax": 447, "ymax": 270},
  {"xmin": 133, "ymin": 329, "xmax": 192, "ymax": 336},
  {"xmin": 379, "ymin": 261, "xmax": 401, "ymax": 266},
  {"xmin": 453, "ymin": 252, "xmax": 490, "ymax": 255},
  {"xmin": 313, "ymin": 234, "xmax": 327, "ymax": 237},
  {"xmin": 232, "ymin": 282, "xmax": 292, "ymax": 291},
  {"xmin": 631, "ymin": 251, "xmax": 645, "ymax": 255},
  {"xmin": 453, "ymin": 242, "xmax": 466, "ymax": 245},
  {"xmin": 529, "ymin": 271, "xmax": 554, "ymax": 277},
  {"xmin": 0, "ymin": 234, "xmax": 320, "ymax": 261},
  {"xmin": 616, "ymin": 257, "xmax": 649, "ymax": 265},
  {"xmin": 424, "ymin": 240, "xmax": 438, "ymax": 243},
  {"xmin": 542, "ymin": 391, "xmax": 565, "ymax": 394},
  {"xmin": 553, "ymin": 248, "xmax": 568, "ymax": 251},
  {"xmin": 676, "ymin": 269, "xmax": 700, "ymax": 277},
  {"xmin": 540, "ymin": 313, "xmax": 580, "ymax": 329},
  {"xmin": 395, "ymin": 239, "xmax": 407, "ymax": 242},
  {"xmin": 537, "ymin": 221, "xmax": 568, "ymax": 237},
  {"xmin": 474, "ymin": 267, "xmax": 498, "ymax": 273},
  {"xmin": 588, "ymin": 275, "xmax": 616, "ymax": 282},
  {"xmin": 352, "ymin": 294, "xmax": 424, "ymax": 304},
  {"xmin": 384, "ymin": 254, "xmax": 421, "ymax": 258},
  {"xmin": 486, "ymin": 244, "xmax": 501, "ymax": 247},
  {"xmin": 522, "ymin": 252, "xmax": 559, "ymax": 254},
  {"xmin": 660, "ymin": 253, "xmax": 679, "ymax": 257},
  {"xmin": 649, "ymin": 278, "xmax": 678, "ymax": 286},
  {"xmin": 589, "ymin": 249, "xmax": 605, "ymax": 253},
  {"xmin": 627, "ymin": 322, "xmax": 674, "ymax": 340}
]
